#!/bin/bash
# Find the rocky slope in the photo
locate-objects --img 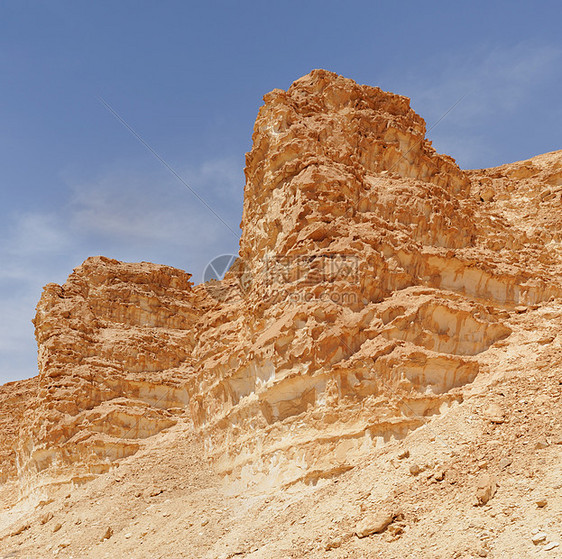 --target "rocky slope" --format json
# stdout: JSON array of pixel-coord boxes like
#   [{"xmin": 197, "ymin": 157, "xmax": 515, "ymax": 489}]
[{"xmin": 0, "ymin": 70, "xmax": 560, "ymax": 558}]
